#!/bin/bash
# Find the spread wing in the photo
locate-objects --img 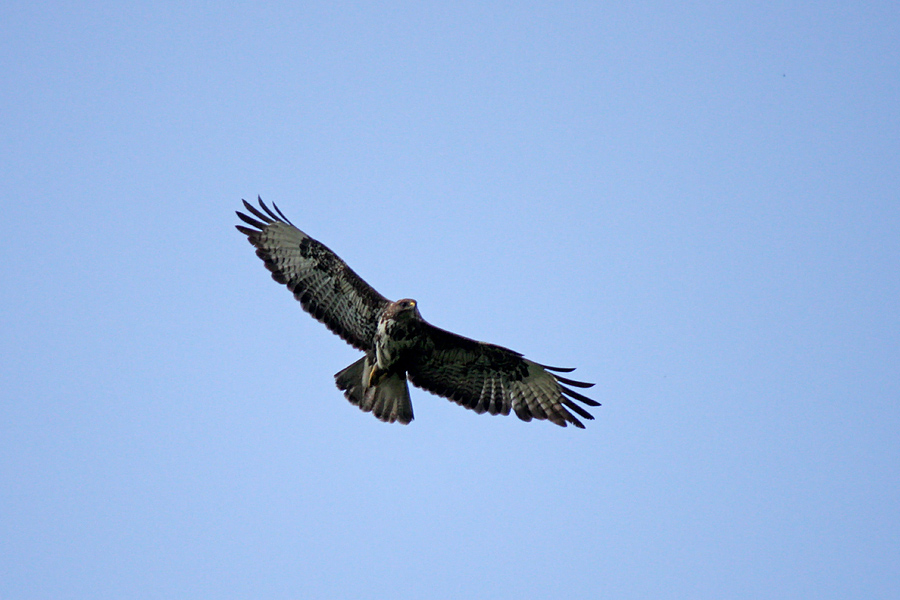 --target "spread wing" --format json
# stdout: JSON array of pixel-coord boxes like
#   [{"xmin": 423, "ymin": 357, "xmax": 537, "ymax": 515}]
[
  {"xmin": 406, "ymin": 322, "xmax": 600, "ymax": 428},
  {"xmin": 235, "ymin": 197, "xmax": 390, "ymax": 351}
]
